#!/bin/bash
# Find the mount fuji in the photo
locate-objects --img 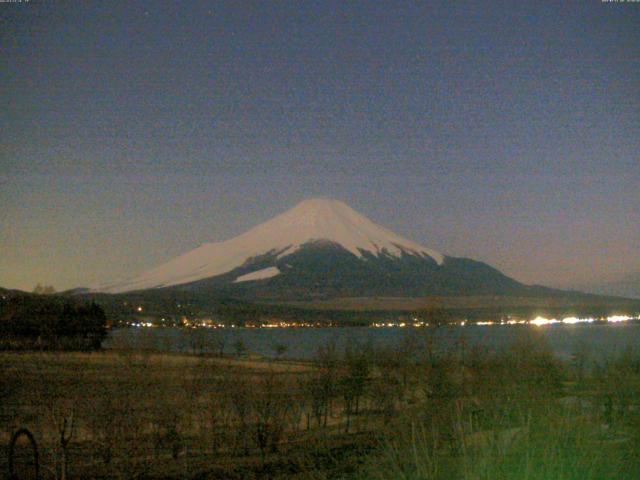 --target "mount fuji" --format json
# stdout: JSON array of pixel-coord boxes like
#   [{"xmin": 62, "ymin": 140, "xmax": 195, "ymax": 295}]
[{"xmin": 96, "ymin": 198, "xmax": 539, "ymax": 300}]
